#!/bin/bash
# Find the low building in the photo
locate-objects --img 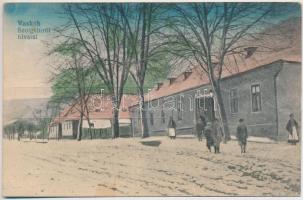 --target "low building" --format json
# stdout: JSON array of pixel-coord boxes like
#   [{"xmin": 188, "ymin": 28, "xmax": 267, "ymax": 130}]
[{"xmin": 48, "ymin": 94, "xmax": 138, "ymax": 139}]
